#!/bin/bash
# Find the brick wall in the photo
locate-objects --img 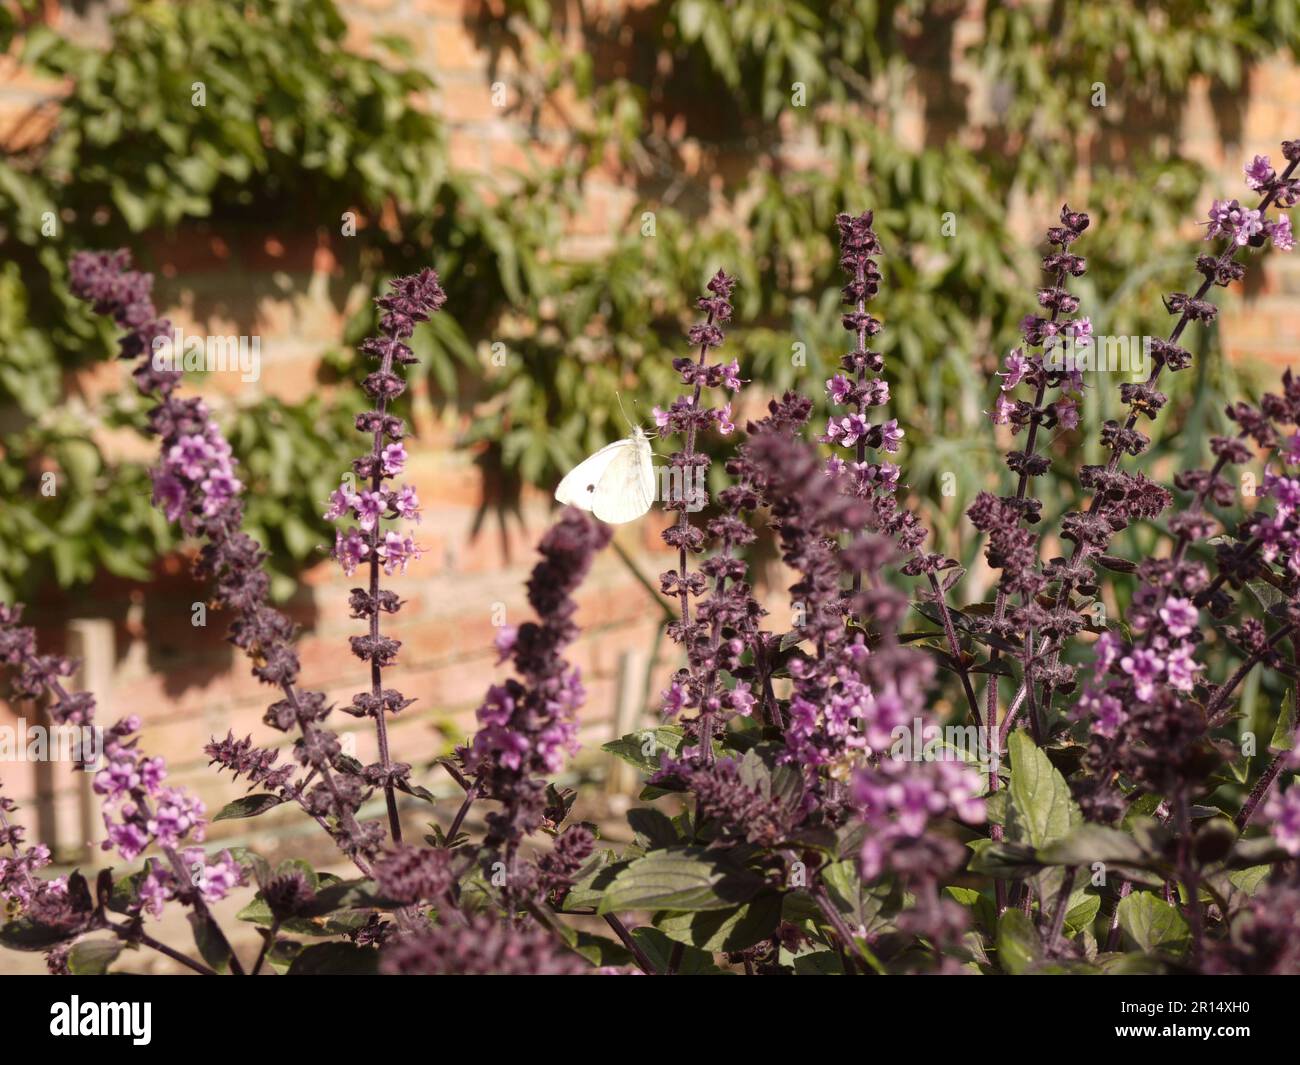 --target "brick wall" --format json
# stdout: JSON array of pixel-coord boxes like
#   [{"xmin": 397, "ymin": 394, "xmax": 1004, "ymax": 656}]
[{"xmin": 3, "ymin": 0, "xmax": 1300, "ymax": 861}]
